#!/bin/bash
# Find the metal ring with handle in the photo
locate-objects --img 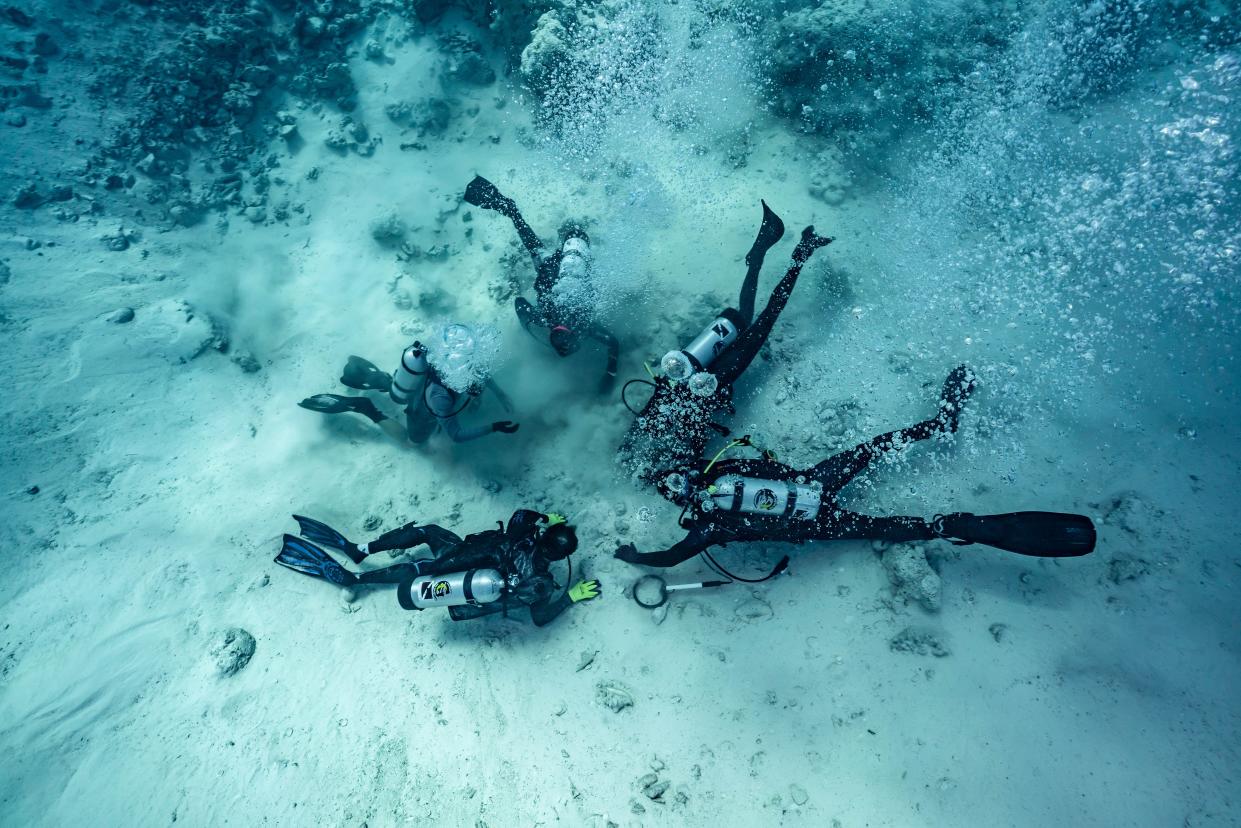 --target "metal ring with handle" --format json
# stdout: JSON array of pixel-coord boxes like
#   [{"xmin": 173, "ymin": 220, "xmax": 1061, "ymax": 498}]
[{"xmin": 632, "ymin": 574, "xmax": 730, "ymax": 609}]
